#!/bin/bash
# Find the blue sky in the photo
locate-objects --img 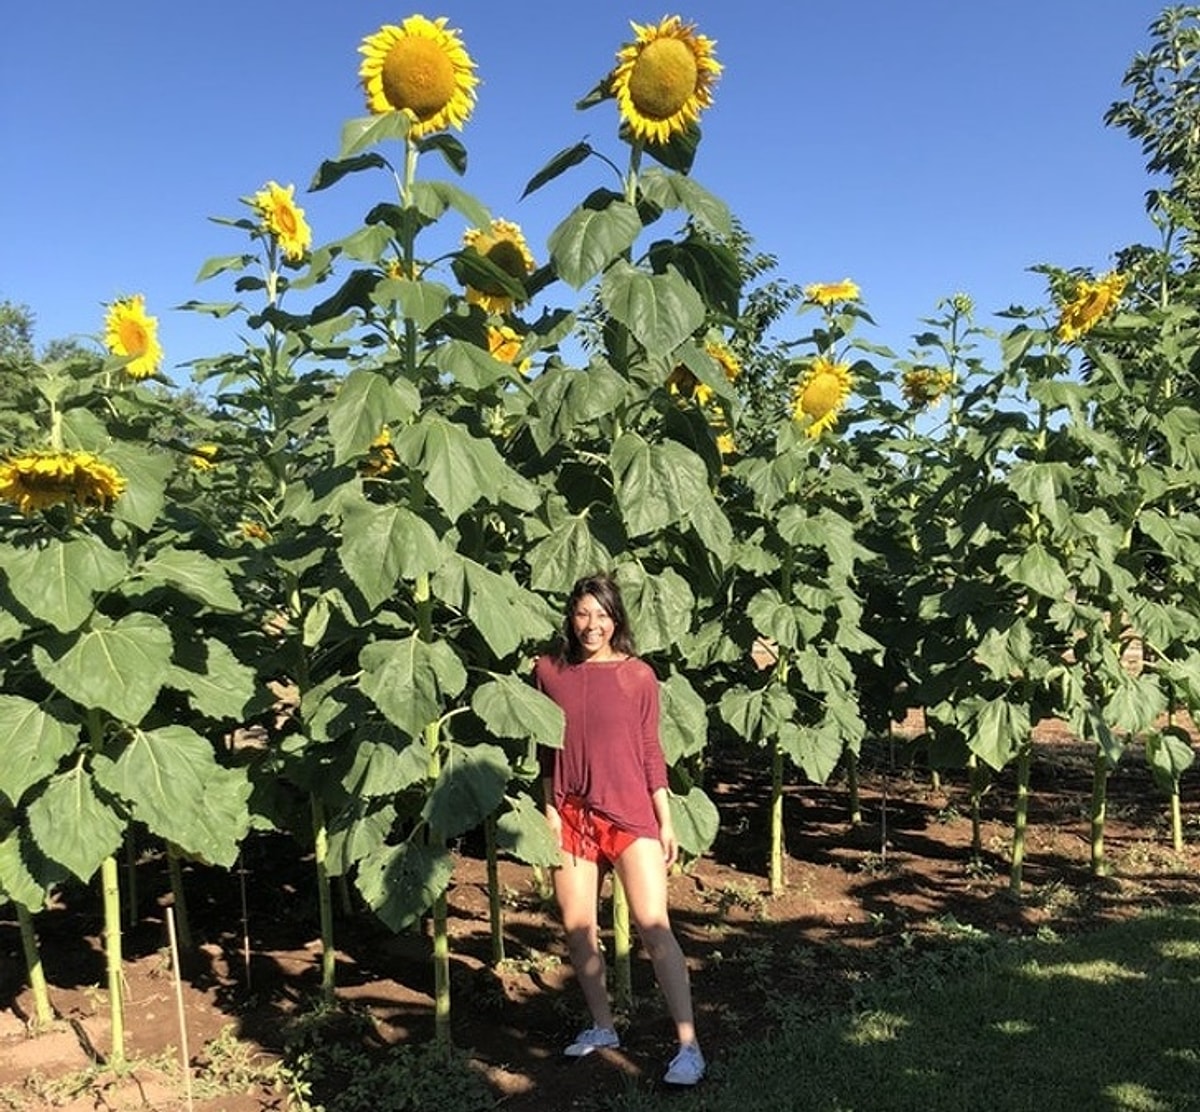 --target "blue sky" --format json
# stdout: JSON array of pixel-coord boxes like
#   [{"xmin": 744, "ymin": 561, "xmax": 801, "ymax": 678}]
[{"xmin": 0, "ymin": 1, "xmax": 1170, "ymax": 381}]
